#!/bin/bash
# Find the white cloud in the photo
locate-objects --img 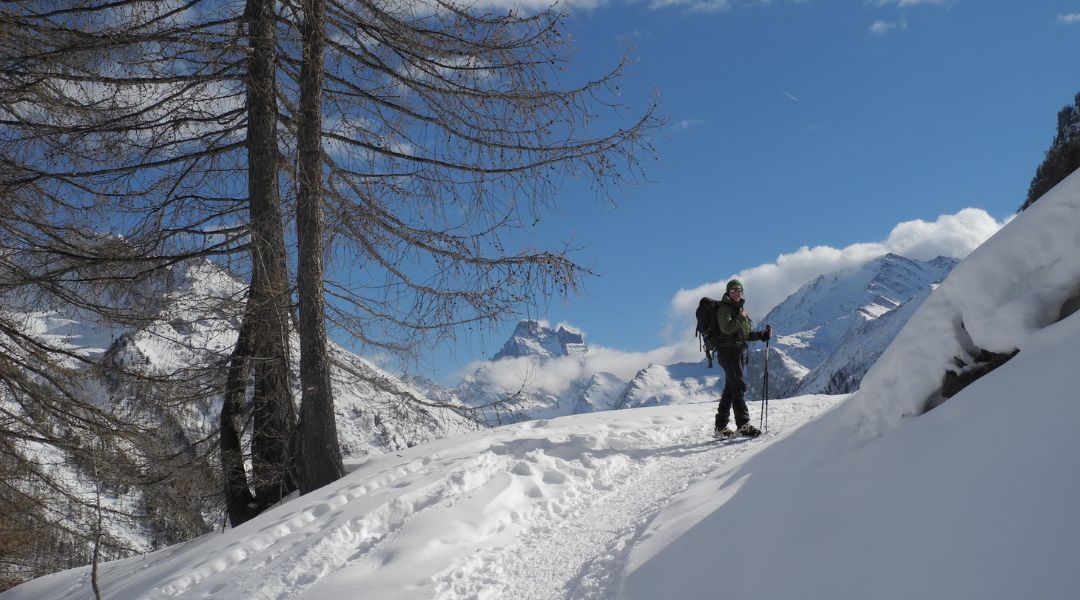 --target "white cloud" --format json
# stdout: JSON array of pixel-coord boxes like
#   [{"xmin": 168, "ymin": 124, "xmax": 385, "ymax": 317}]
[
  {"xmin": 458, "ymin": 342, "xmax": 683, "ymax": 392},
  {"xmin": 869, "ymin": 19, "xmax": 906, "ymax": 35},
  {"xmin": 1058, "ymin": 13, "xmax": 1080, "ymax": 25},
  {"xmin": 649, "ymin": 0, "xmax": 732, "ymax": 12},
  {"xmin": 671, "ymin": 207, "xmax": 1010, "ymax": 324}
]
